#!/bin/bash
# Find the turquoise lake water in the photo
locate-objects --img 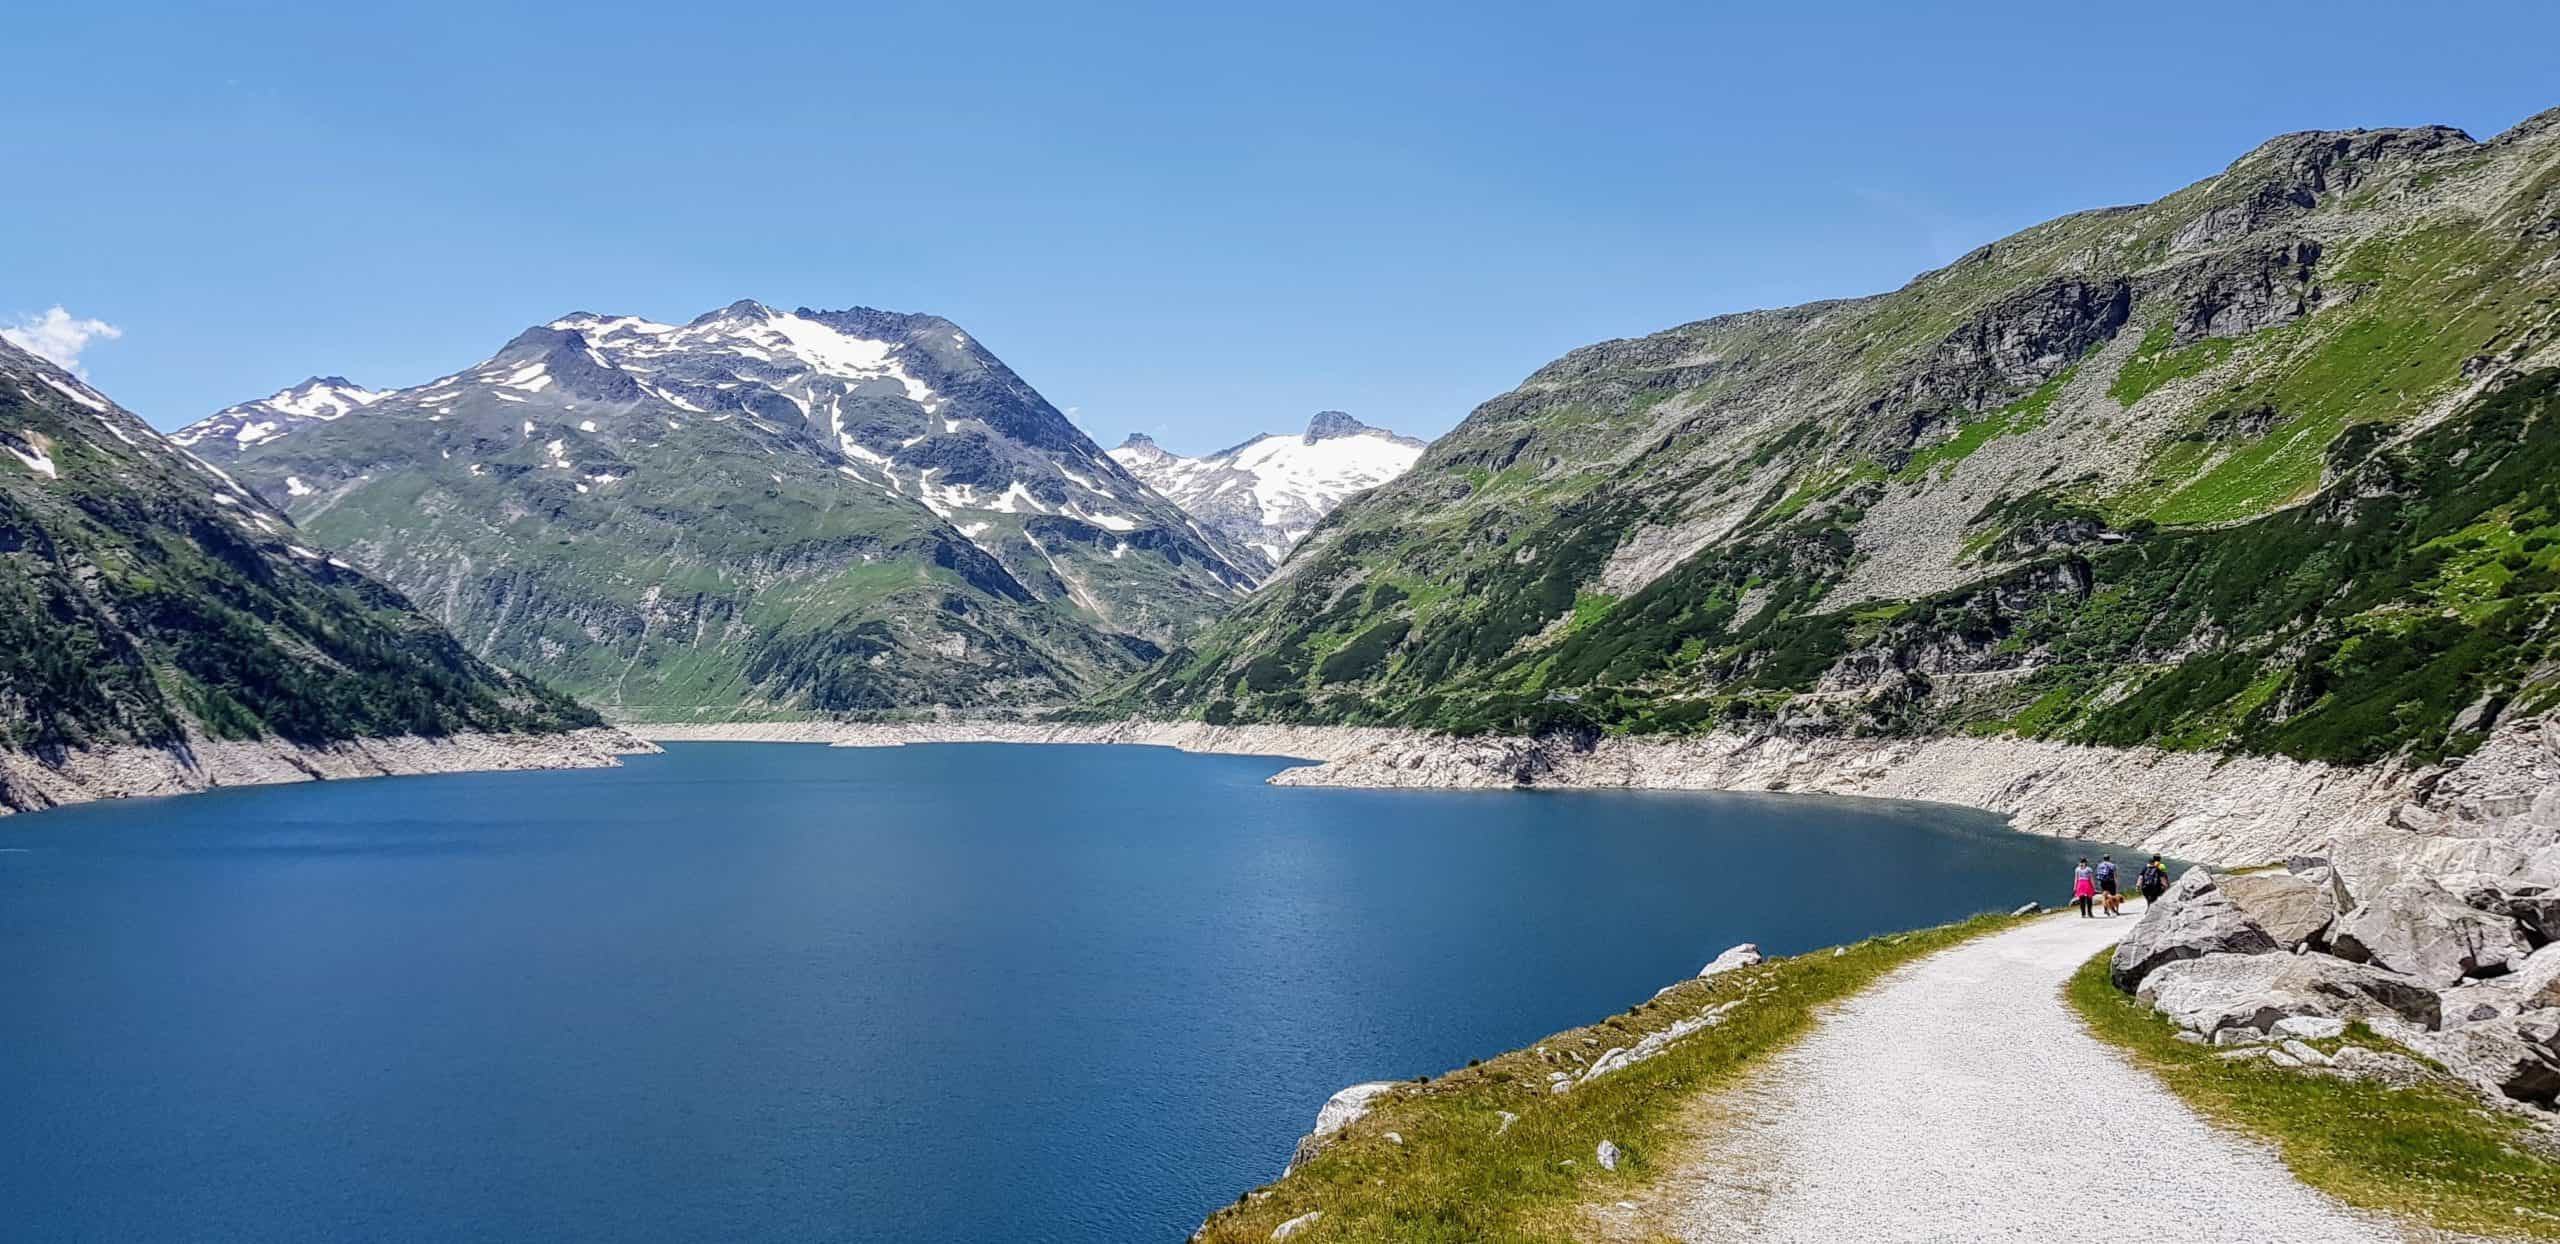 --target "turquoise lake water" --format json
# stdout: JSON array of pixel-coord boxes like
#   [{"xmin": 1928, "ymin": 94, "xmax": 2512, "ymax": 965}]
[{"xmin": 0, "ymin": 741, "xmax": 2132, "ymax": 1241}]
